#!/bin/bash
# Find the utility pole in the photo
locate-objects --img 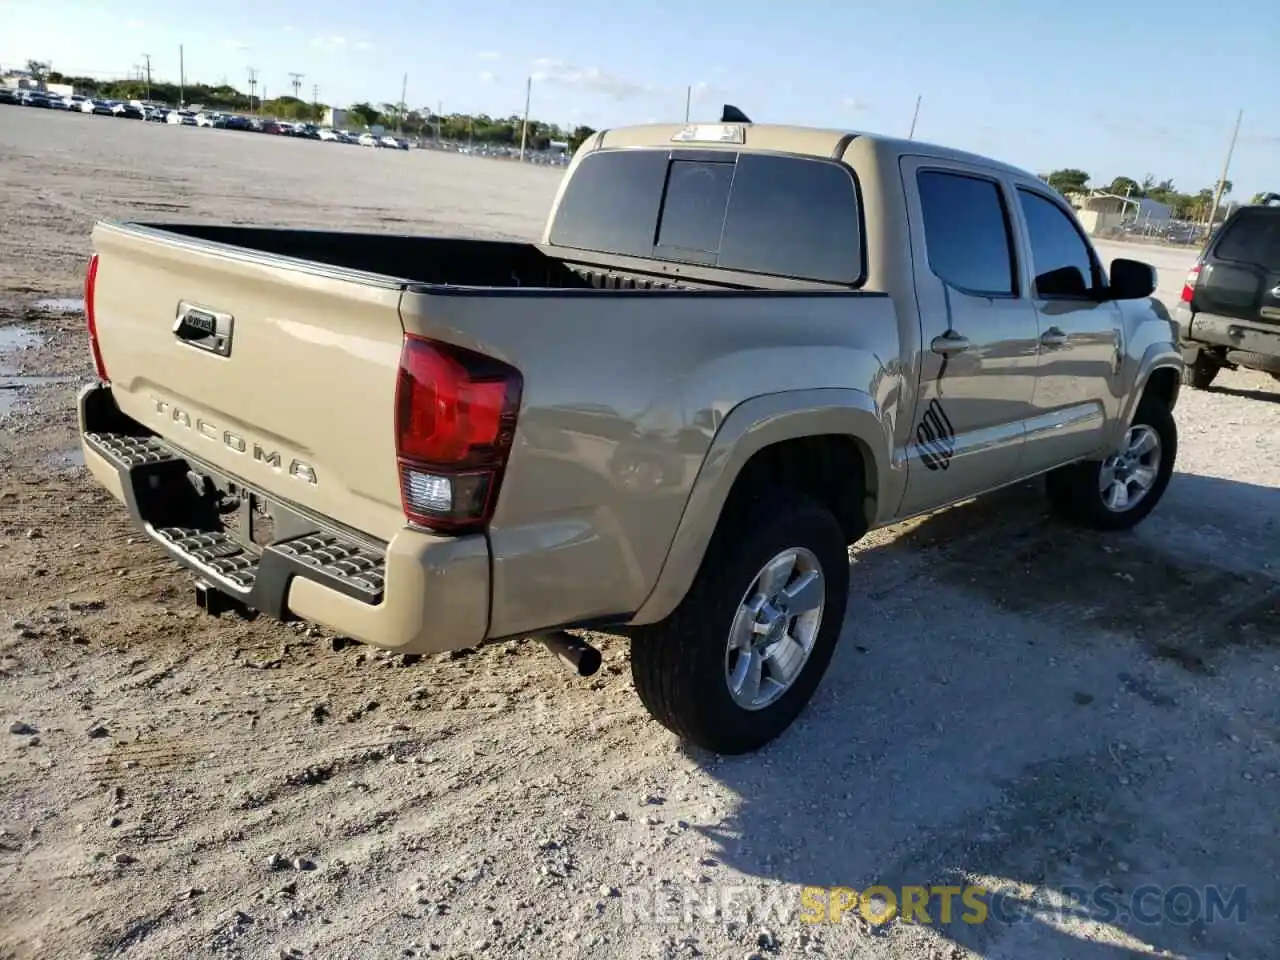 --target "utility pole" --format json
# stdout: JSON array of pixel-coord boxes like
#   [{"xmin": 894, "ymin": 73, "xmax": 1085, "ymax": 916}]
[
  {"xmin": 312, "ymin": 83, "xmax": 319, "ymax": 122},
  {"xmin": 437, "ymin": 99, "xmax": 442, "ymax": 140},
  {"xmin": 247, "ymin": 67, "xmax": 258, "ymax": 112},
  {"xmin": 1205, "ymin": 108, "xmax": 1243, "ymax": 236},
  {"xmin": 684, "ymin": 84, "xmax": 691, "ymax": 122},
  {"xmin": 141, "ymin": 53, "xmax": 152, "ymax": 102},
  {"xmin": 518, "ymin": 75, "xmax": 532, "ymax": 161},
  {"xmin": 399, "ymin": 72, "xmax": 407, "ymax": 134},
  {"xmin": 178, "ymin": 44, "xmax": 185, "ymax": 108},
  {"xmin": 907, "ymin": 94, "xmax": 922, "ymax": 140},
  {"xmin": 289, "ymin": 72, "xmax": 303, "ymax": 99}
]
